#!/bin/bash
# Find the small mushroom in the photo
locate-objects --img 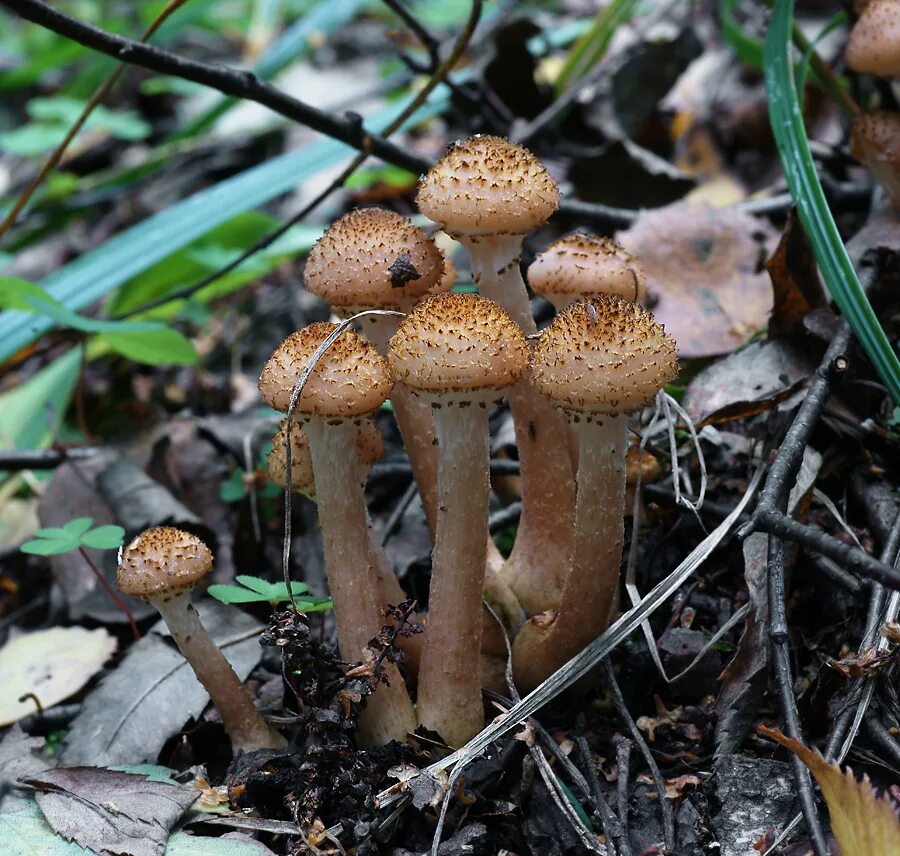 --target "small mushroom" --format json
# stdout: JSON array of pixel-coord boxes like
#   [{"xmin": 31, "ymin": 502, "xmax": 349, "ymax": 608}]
[
  {"xmin": 846, "ymin": 0, "xmax": 900, "ymax": 78},
  {"xmin": 259, "ymin": 323, "xmax": 416, "ymax": 746},
  {"xmin": 512, "ymin": 297, "xmax": 678, "ymax": 691},
  {"xmin": 117, "ymin": 527, "xmax": 287, "ymax": 753},
  {"xmin": 528, "ymin": 232, "xmax": 647, "ymax": 310},
  {"xmin": 417, "ymin": 135, "xmax": 576, "ymax": 623},
  {"xmin": 850, "ymin": 111, "xmax": 900, "ymax": 210},
  {"xmin": 388, "ymin": 292, "xmax": 526, "ymax": 747}
]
